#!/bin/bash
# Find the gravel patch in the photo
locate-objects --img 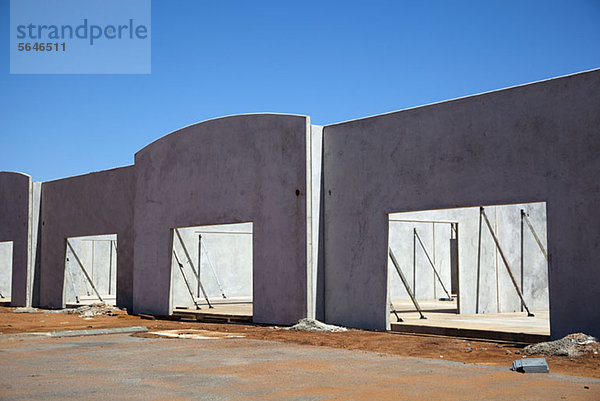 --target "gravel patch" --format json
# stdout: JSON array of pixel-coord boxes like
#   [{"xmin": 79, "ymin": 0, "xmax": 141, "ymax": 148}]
[{"xmin": 524, "ymin": 333, "xmax": 599, "ymax": 358}]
